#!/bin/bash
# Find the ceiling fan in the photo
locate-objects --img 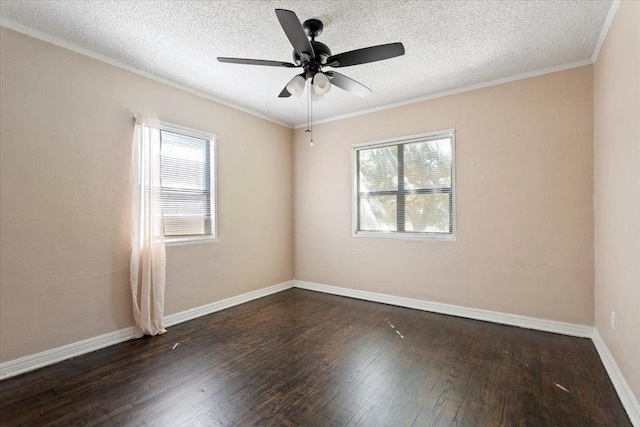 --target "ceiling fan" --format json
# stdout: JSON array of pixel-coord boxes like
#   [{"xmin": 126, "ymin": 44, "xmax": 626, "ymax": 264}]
[{"xmin": 217, "ymin": 9, "xmax": 405, "ymax": 100}]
